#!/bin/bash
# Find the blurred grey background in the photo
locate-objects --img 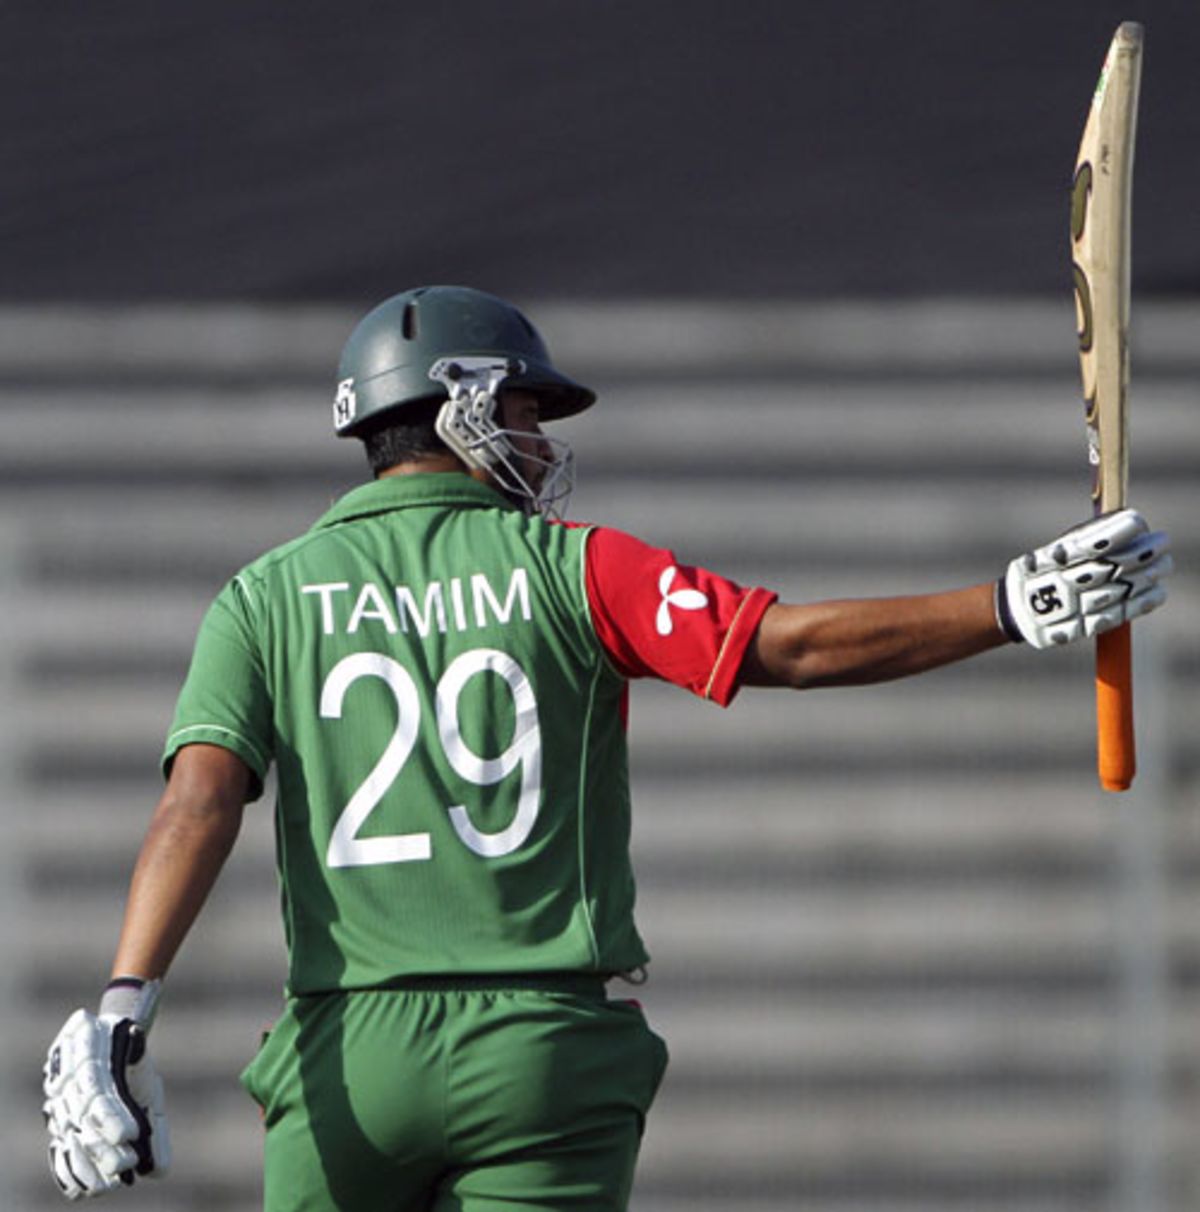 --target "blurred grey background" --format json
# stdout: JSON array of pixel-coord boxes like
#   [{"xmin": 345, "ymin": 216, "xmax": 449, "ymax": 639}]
[{"xmin": 2, "ymin": 4, "xmax": 1198, "ymax": 1212}]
